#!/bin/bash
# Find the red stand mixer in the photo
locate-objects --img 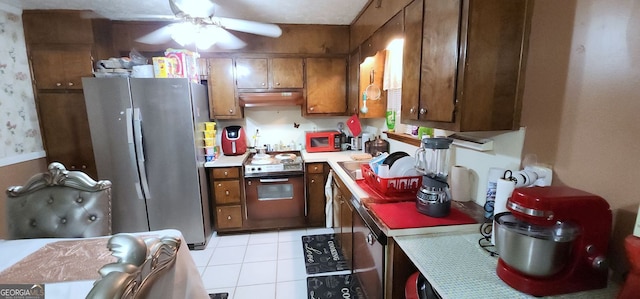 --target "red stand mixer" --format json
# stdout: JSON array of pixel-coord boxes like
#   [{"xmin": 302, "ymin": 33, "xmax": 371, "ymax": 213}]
[{"xmin": 494, "ymin": 186, "xmax": 612, "ymax": 296}]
